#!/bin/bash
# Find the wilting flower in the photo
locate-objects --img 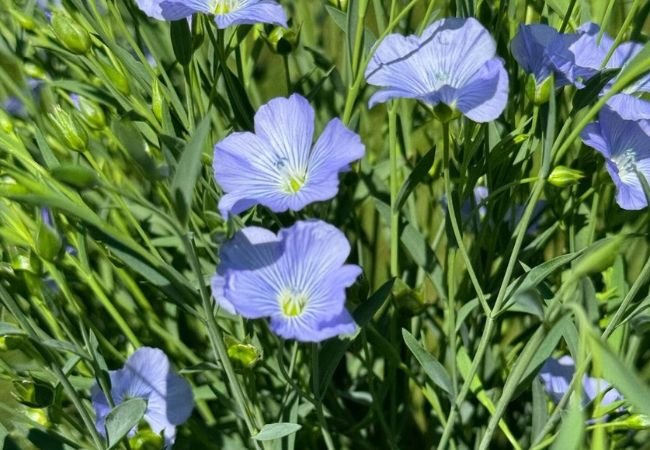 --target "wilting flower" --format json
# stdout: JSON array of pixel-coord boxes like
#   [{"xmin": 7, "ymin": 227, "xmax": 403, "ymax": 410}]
[
  {"xmin": 136, "ymin": 0, "xmax": 287, "ymax": 28},
  {"xmin": 91, "ymin": 347, "xmax": 193, "ymax": 448},
  {"xmin": 540, "ymin": 356, "xmax": 623, "ymax": 410},
  {"xmin": 211, "ymin": 220, "xmax": 360, "ymax": 342},
  {"xmin": 364, "ymin": 17, "xmax": 508, "ymax": 122},
  {"xmin": 510, "ymin": 24, "xmax": 575, "ymax": 87},
  {"xmin": 213, "ymin": 94, "xmax": 364, "ymax": 218},
  {"xmin": 581, "ymin": 105, "xmax": 650, "ymax": 210}
]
